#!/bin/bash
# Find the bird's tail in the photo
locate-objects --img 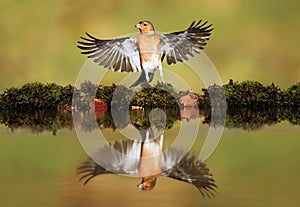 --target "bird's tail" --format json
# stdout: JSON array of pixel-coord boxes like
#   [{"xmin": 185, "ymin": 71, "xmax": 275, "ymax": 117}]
[
  {"xmin": 130, "ymin": 70, "xmax": 154, "ymax": 88},
  {"xmin": 130, "ymin": 70, "xmax": 146, "ymax": 88}
]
